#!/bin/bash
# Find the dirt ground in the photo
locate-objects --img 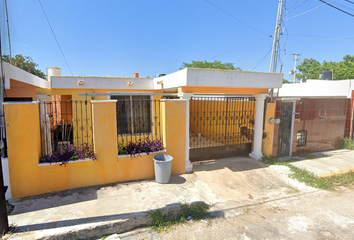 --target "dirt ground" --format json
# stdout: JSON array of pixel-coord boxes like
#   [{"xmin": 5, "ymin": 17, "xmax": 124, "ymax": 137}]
[{"xmin": 115, "ymin": 187, "xmax": 354, "ymax": 240}]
